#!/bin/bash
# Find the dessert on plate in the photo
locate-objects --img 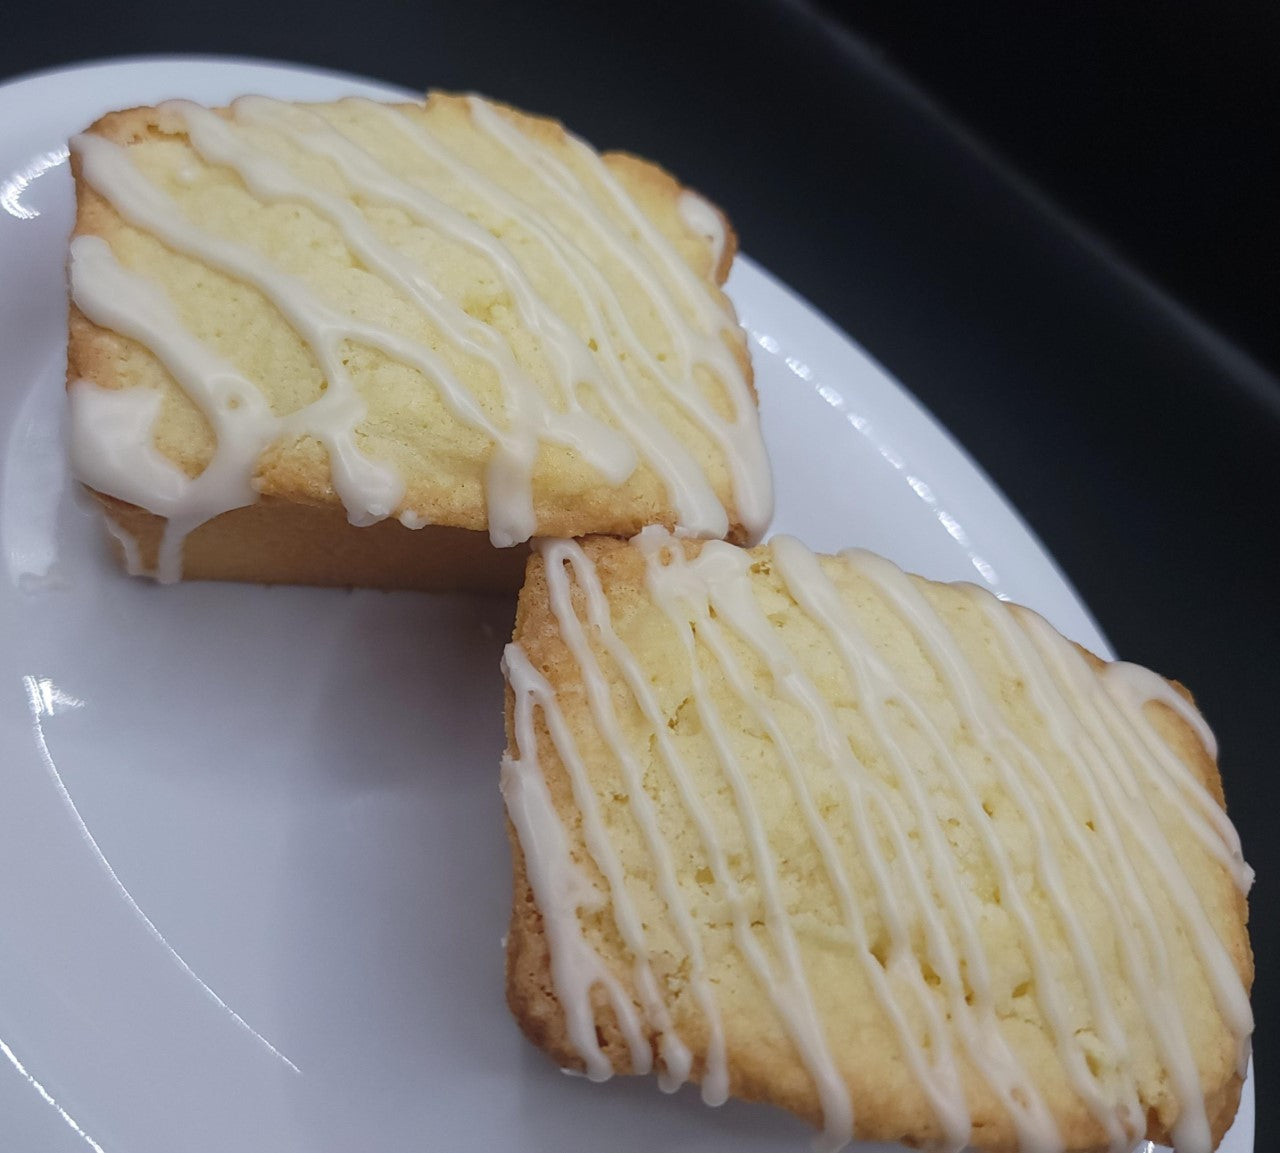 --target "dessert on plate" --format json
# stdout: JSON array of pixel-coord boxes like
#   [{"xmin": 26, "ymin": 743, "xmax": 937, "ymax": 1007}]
[
  {"xmin": 65, "ymin": 92, "xmax": 770, "ymax": 590},
  {"xmin": 501, "ymin": 529, "xmax": 1253, "ymax": 1153},
  {"xmin": 59, "ymin": 76, "xmax": 1252, "ymax": 1153}
]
